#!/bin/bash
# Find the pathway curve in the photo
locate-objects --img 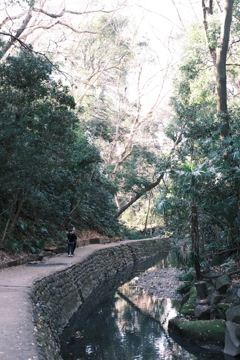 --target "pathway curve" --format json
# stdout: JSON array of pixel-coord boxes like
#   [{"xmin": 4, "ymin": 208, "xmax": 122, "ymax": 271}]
[{"xmin": 0, "ymin": 238, "xmax": 164, "ymax": 360}]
